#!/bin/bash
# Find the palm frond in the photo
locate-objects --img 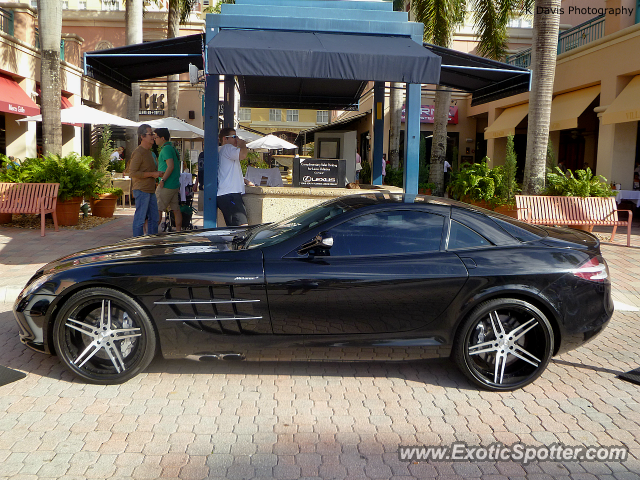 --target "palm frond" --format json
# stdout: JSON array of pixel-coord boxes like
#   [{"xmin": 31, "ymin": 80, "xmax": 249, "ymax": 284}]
[
  {"xmin": 413, "ymin": 0, "xmax": 466, "ymax": 47},
  {"xmin": 469, "ymin": 0, "xmax": 514, "ymax": 59}
]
